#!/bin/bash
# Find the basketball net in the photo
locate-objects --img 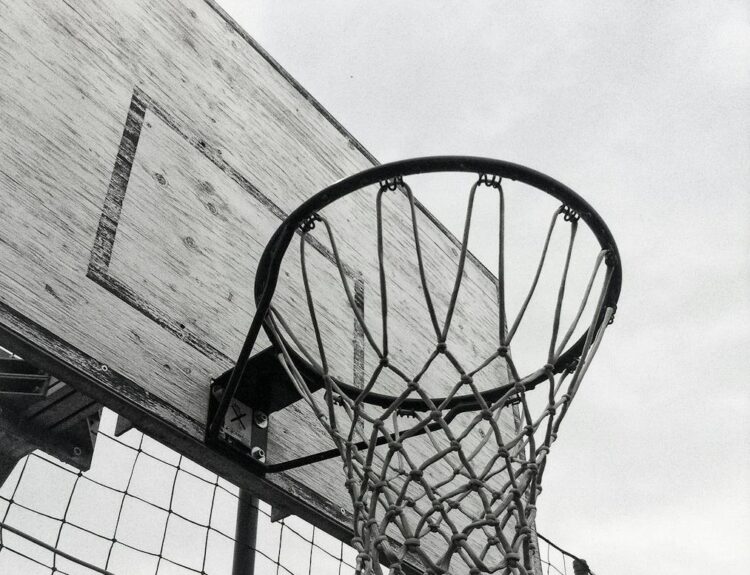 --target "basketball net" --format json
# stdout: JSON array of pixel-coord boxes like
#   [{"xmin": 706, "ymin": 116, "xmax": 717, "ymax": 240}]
[{"xmin": 266, "ymin": 174, "xmax": 616, "ymax": 575}]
